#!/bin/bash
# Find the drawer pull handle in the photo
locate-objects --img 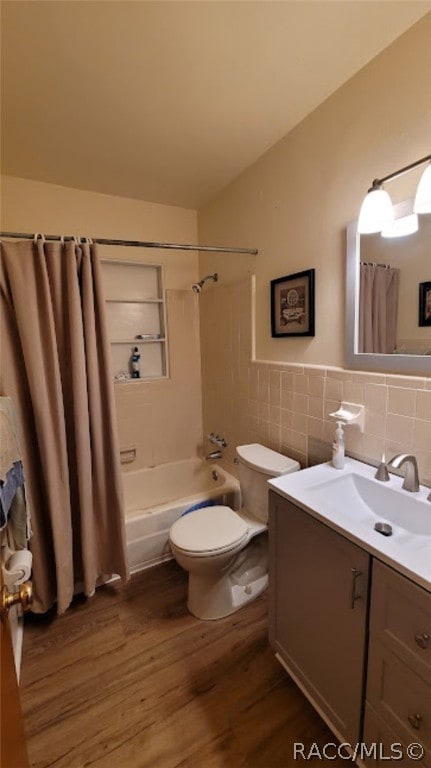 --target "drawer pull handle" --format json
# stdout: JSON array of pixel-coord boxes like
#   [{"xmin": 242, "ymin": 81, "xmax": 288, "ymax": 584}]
[
  {"xmin": 350, "ymin": 568, "xmax": 362, "ymax": 610},
  {"xmin": 415, "ymin": 632, "xmax": 429, "ymax": 650},
  {"xmin": 407, "ymin": 713, "xmax": 422, "ymax": 730}
]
